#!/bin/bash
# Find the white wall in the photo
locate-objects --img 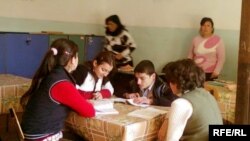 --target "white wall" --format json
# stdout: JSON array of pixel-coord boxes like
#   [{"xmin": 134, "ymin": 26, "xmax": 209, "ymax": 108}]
[
  {"xmin": 0, "ymin": 0, "xmax": 241, "ymax": 29},
  {"xmin": 0, "ymin": 0, "xmax": 242, "ymax": 81},
  {"xmin": 104, "ymin": 0, "xmax": 241, "ymax": 30},
  {"xmin": 0, "ymin": 0, "xmax": 105, "ymax": 24}
]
